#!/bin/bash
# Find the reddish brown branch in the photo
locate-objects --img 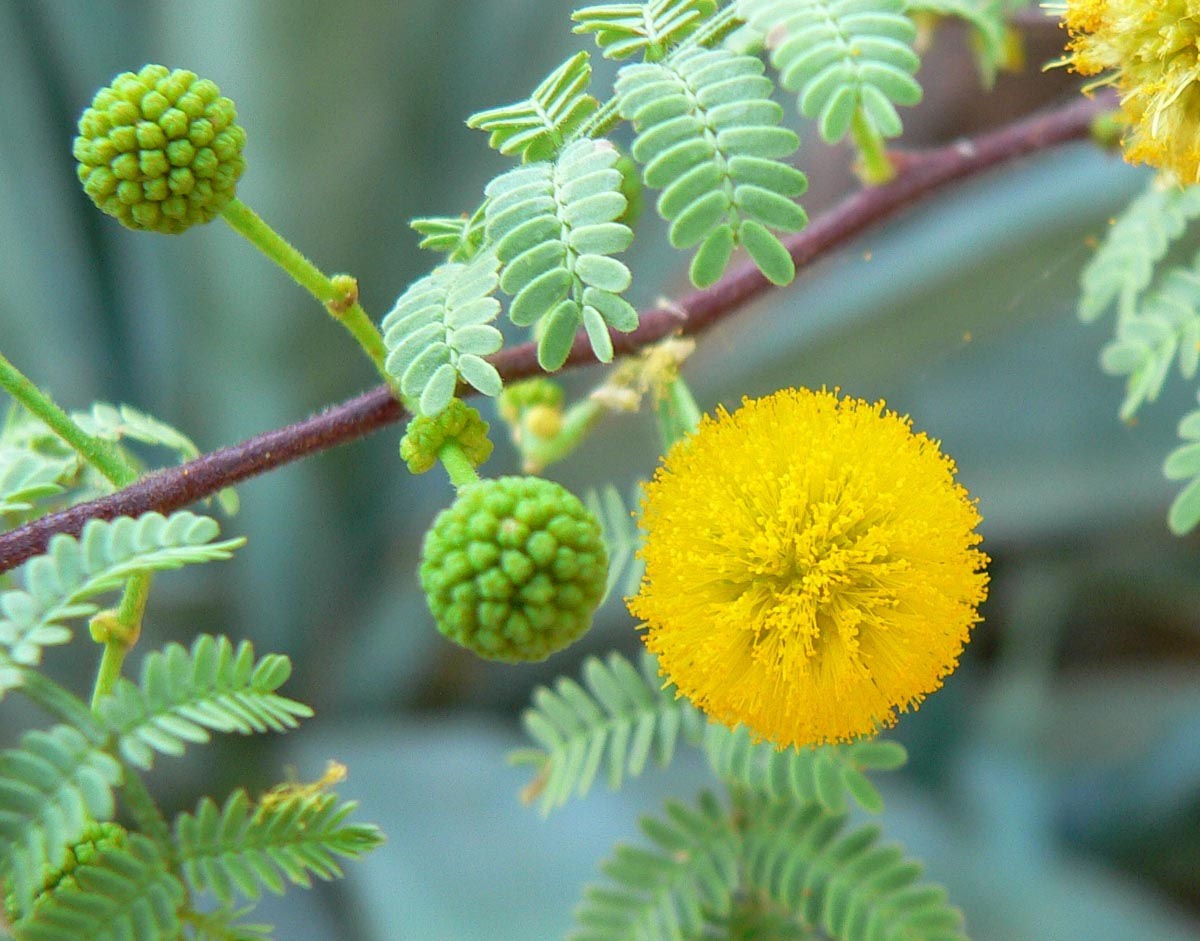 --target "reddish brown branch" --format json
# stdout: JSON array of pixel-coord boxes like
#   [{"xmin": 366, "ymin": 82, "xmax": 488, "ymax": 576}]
[{"xmin": 0, "ymin": 92, "xmax": 1112, "ymax": 574}]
